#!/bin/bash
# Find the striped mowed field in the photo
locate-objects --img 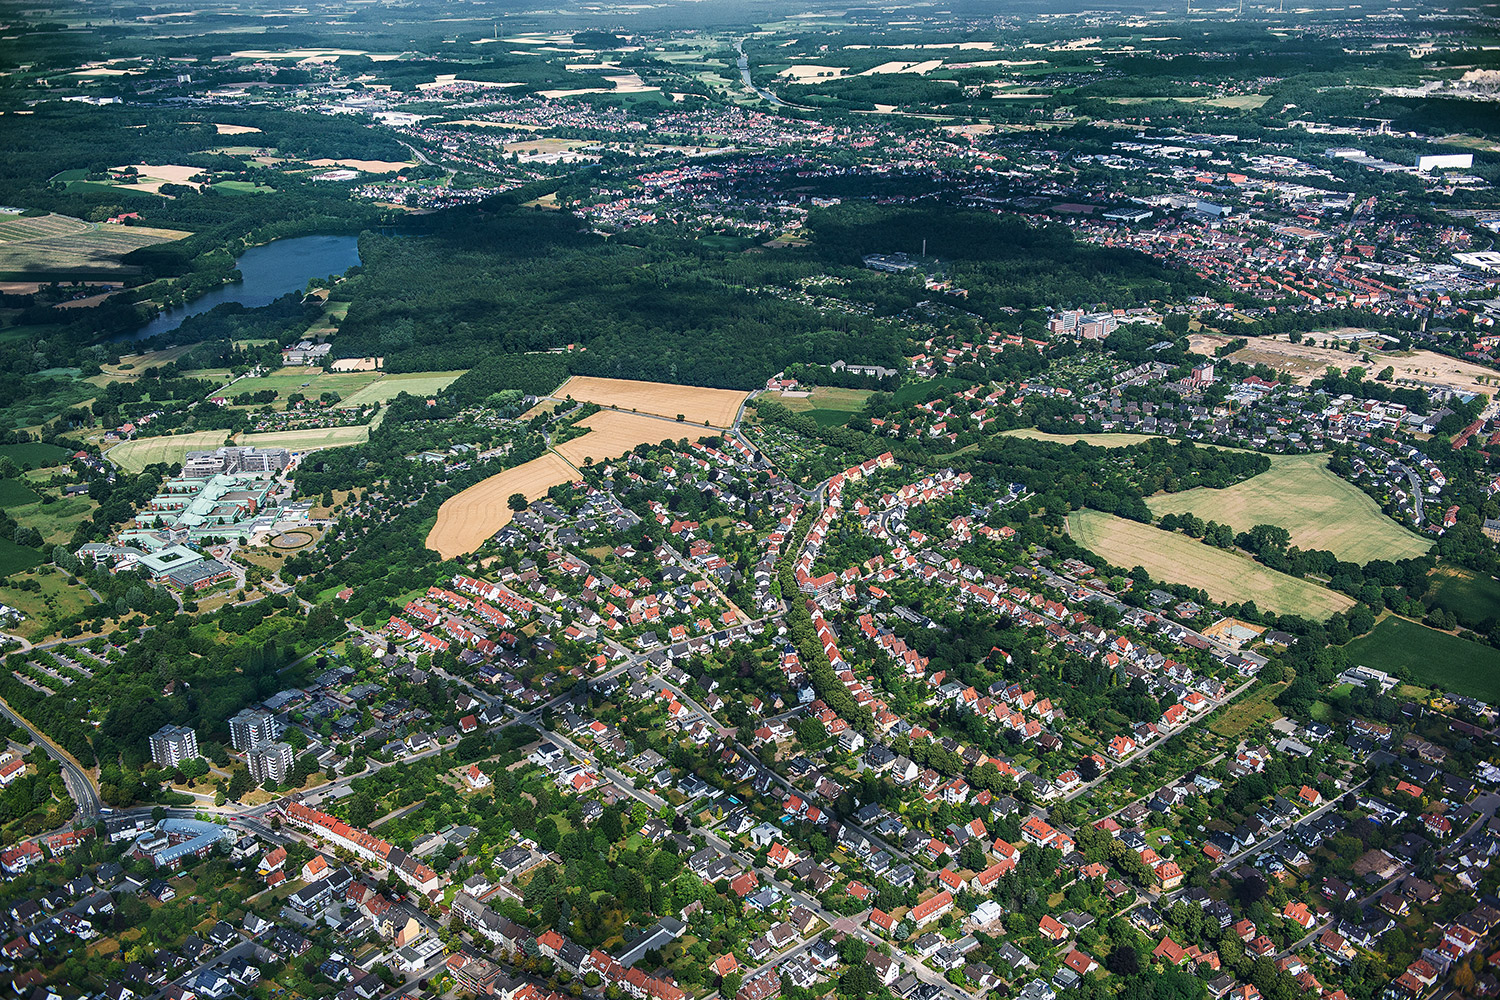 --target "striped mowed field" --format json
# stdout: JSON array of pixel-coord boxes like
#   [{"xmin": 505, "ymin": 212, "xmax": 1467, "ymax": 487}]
[
  {"xmin": 1147, "ymin": 453, "xmax": 1429, "ymax": 564},
  {"xmin": 1068, "ymin": 509, "xmax": 1355, "ymax": 619}
]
